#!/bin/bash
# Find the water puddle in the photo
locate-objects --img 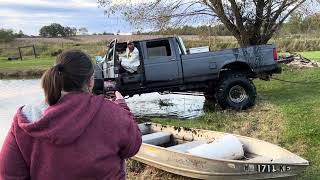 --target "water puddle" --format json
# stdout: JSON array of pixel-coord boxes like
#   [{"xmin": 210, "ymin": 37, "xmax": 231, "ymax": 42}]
[{"xmin": 0, "ymin": 79, "xmax": 205, "ymax": 147}]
